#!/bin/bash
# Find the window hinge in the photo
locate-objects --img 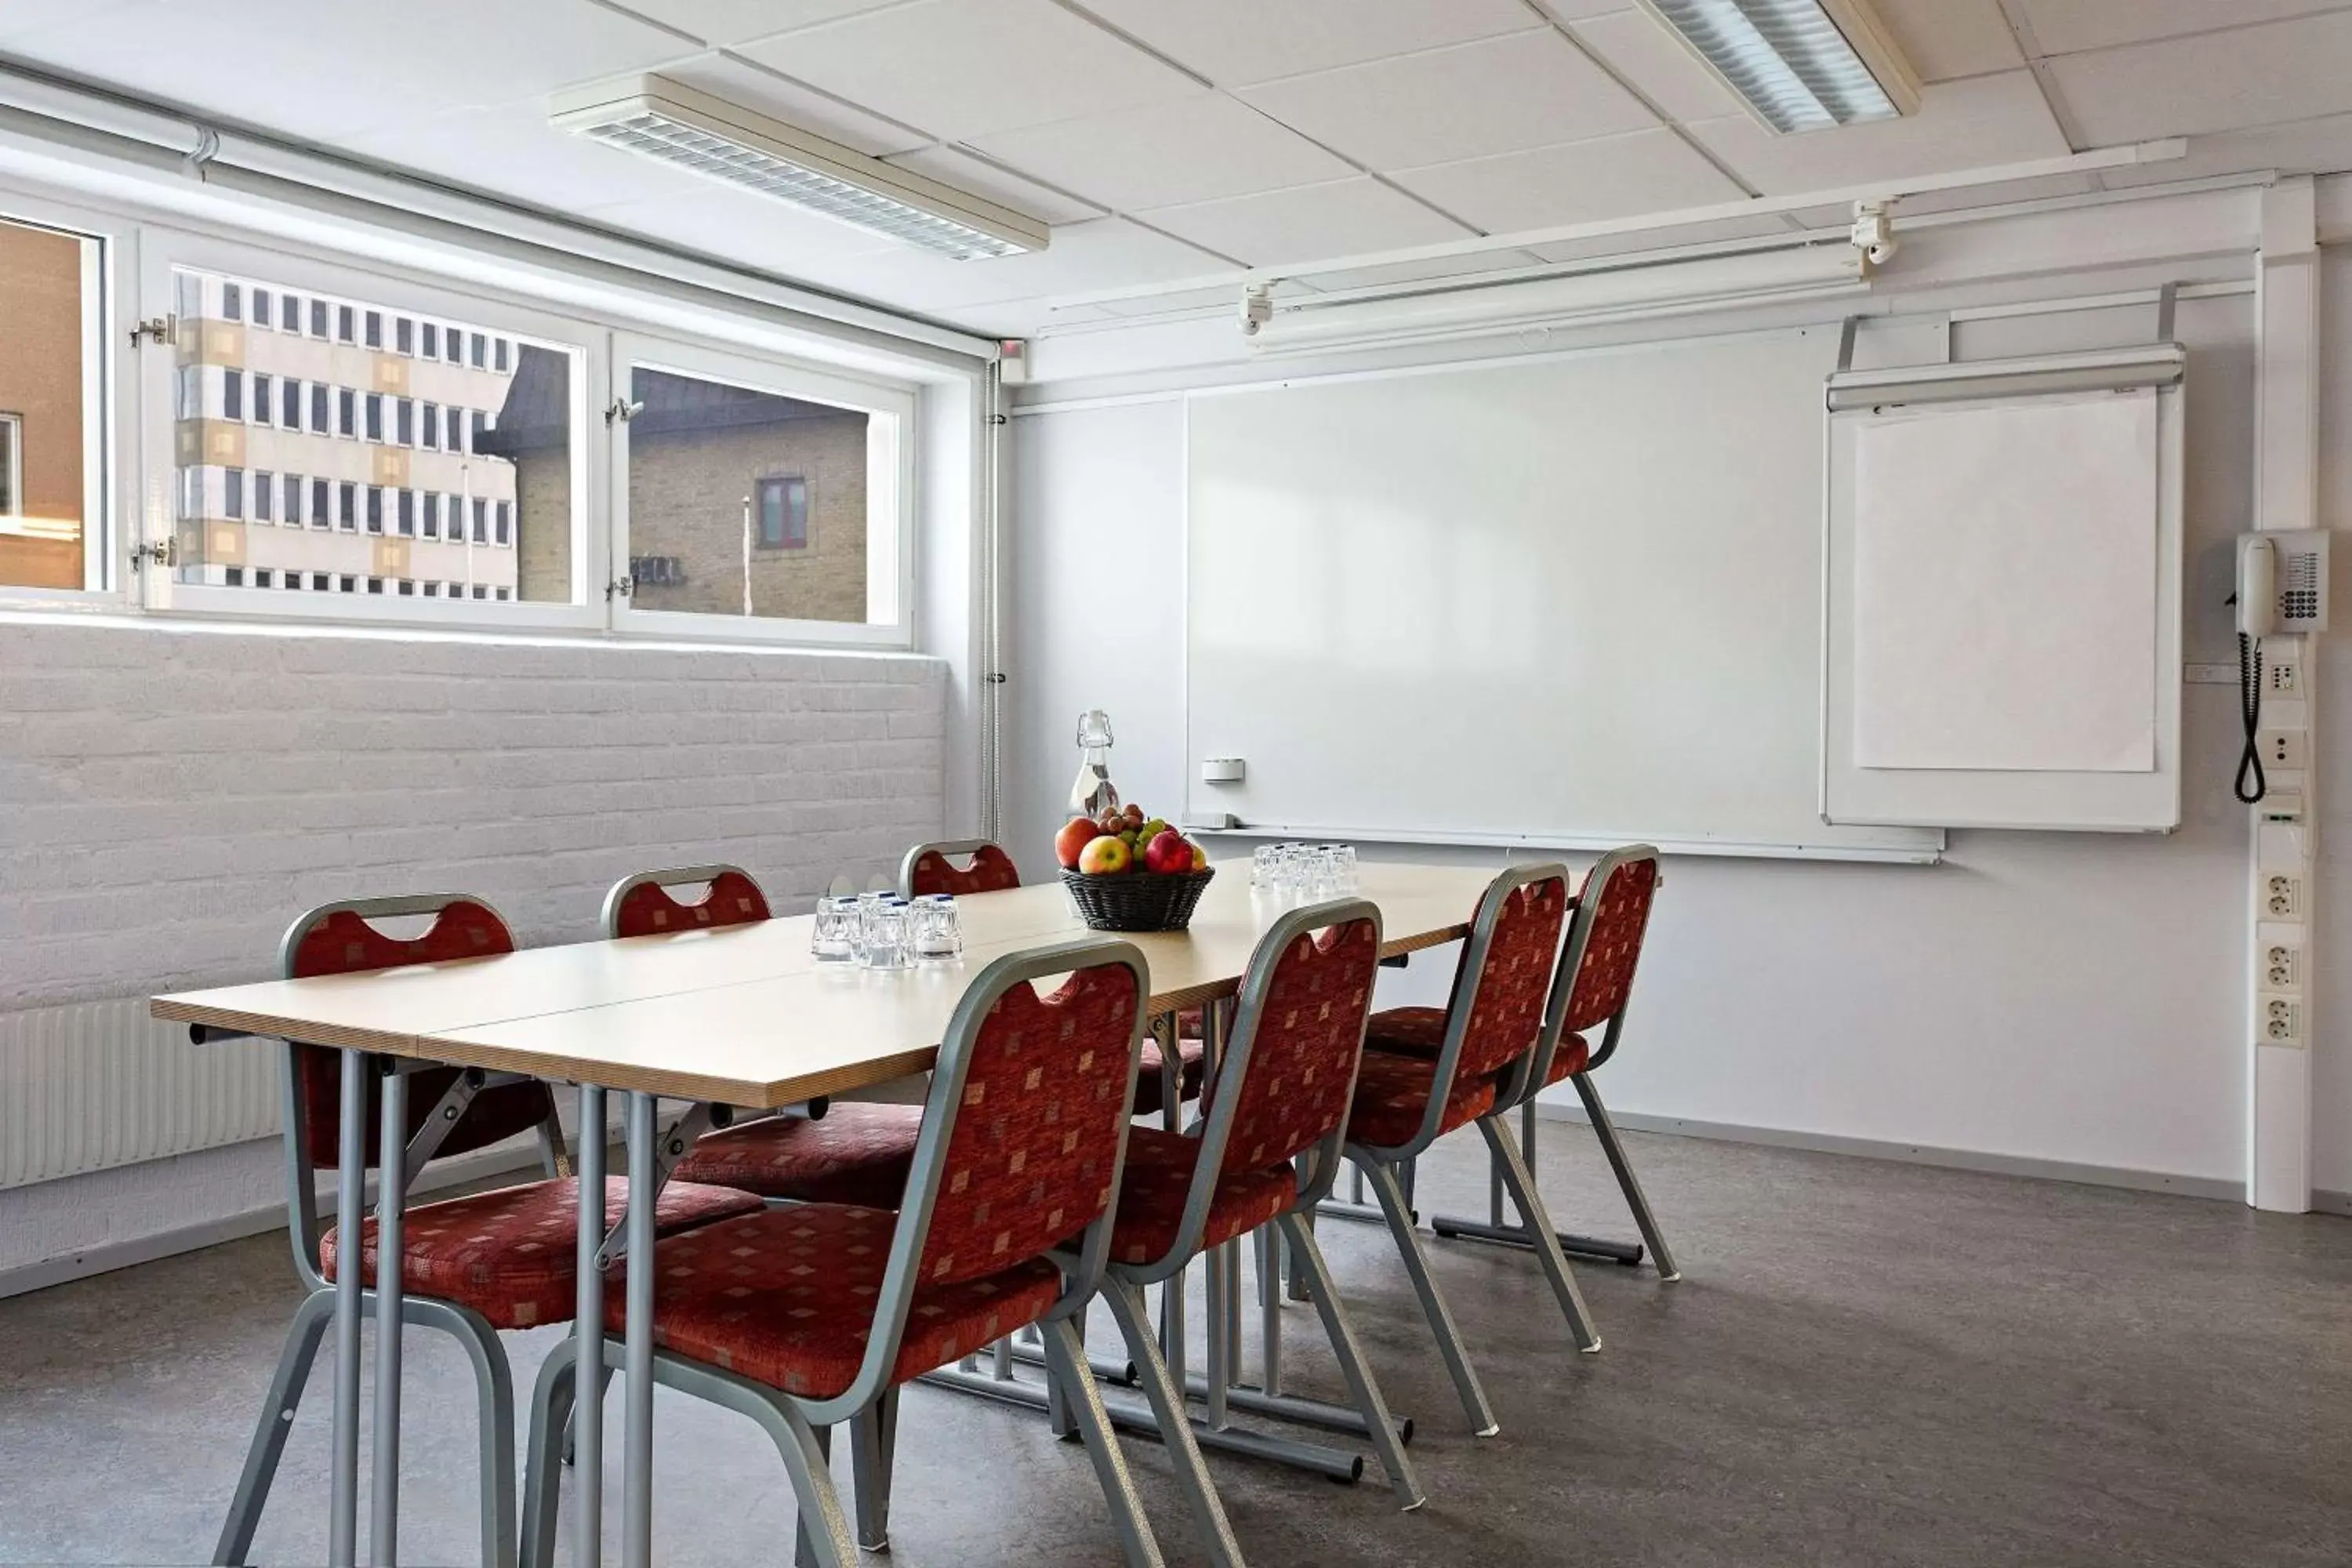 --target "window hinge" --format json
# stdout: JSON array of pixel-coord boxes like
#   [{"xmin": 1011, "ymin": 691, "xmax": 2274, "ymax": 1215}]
[
  {"xmin": 606, "ymin": 575, "xmax": 634, "ymax": 600},
  {"xmin": 129, "ymin": 537, "xmax": 176, "ymax": 569},
  {"xmin": 129, "ymin": 314, "xmax": 176, "ymax": 349},
  {"xmin": 604, "ymin": 397, "xmax": 644, "ymax": 426}
]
